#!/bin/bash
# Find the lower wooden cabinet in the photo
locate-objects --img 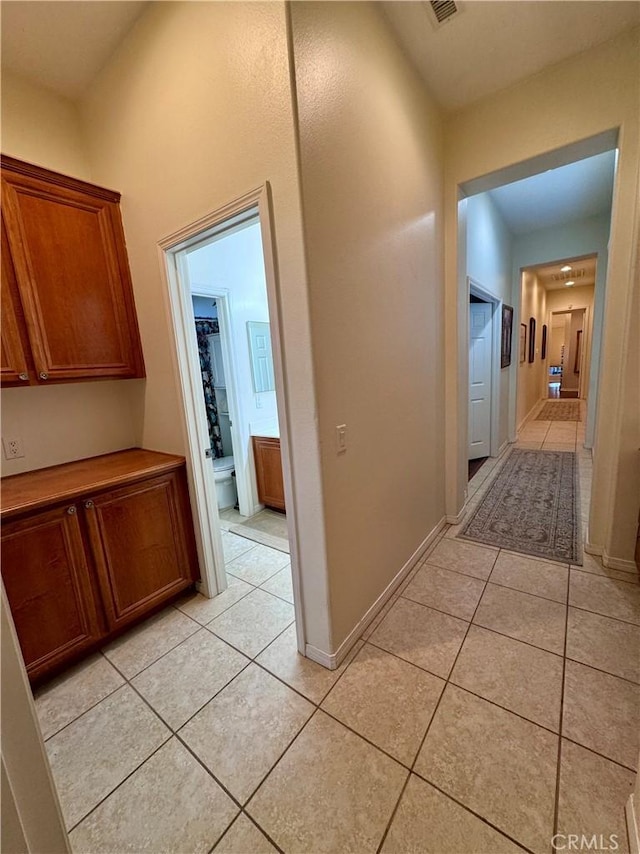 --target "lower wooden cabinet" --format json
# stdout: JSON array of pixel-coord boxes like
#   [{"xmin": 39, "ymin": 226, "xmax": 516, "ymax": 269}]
[
  {"xmin": 252, "ymin": 435, "xmax": 286, "ymax": 512},
  {"xmin": 1, "ymin": 505, "xmax": 103, "ymax": 678},
  {"xmin": 1, "ymin": 450, "xmax": 199, "ymax": 683},
  {"xmin": 86, "ymin": 472, "xmax": 196, "ymax": 632}
]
